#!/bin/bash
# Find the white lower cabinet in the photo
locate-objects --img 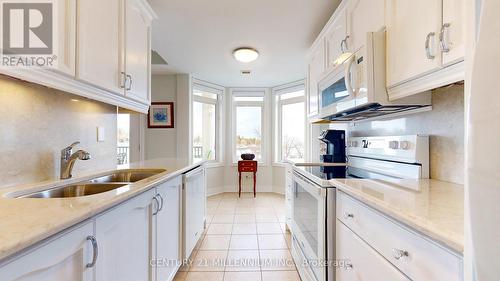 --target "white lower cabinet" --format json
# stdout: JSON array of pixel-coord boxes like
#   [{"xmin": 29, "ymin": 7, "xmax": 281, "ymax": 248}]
[
  {"xmin": 0, "ymin": 222, "xmax": 94, "ymax": 281},
  {"xmin": 285, "ymin": 164, "xmax": 293, "ymax": 230},
  {"xmin": 95, "ymin": 189, "xmax": 155, "ymax": 281},
  {"xmin": 336, "ymin": 220, "xmax": 410, "ymax": 281},
  {"xmin": 154, "ymin": 176, "xmax": 182, "ymax": 281}
]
